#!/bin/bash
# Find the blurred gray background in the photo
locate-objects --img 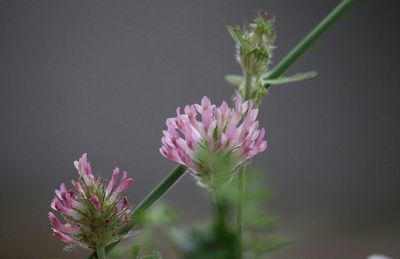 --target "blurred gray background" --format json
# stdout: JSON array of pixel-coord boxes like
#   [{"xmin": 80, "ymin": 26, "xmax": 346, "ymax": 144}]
[{"xmin": 1, "ymin": 0, "xmax": 399, "ymax": 258}]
